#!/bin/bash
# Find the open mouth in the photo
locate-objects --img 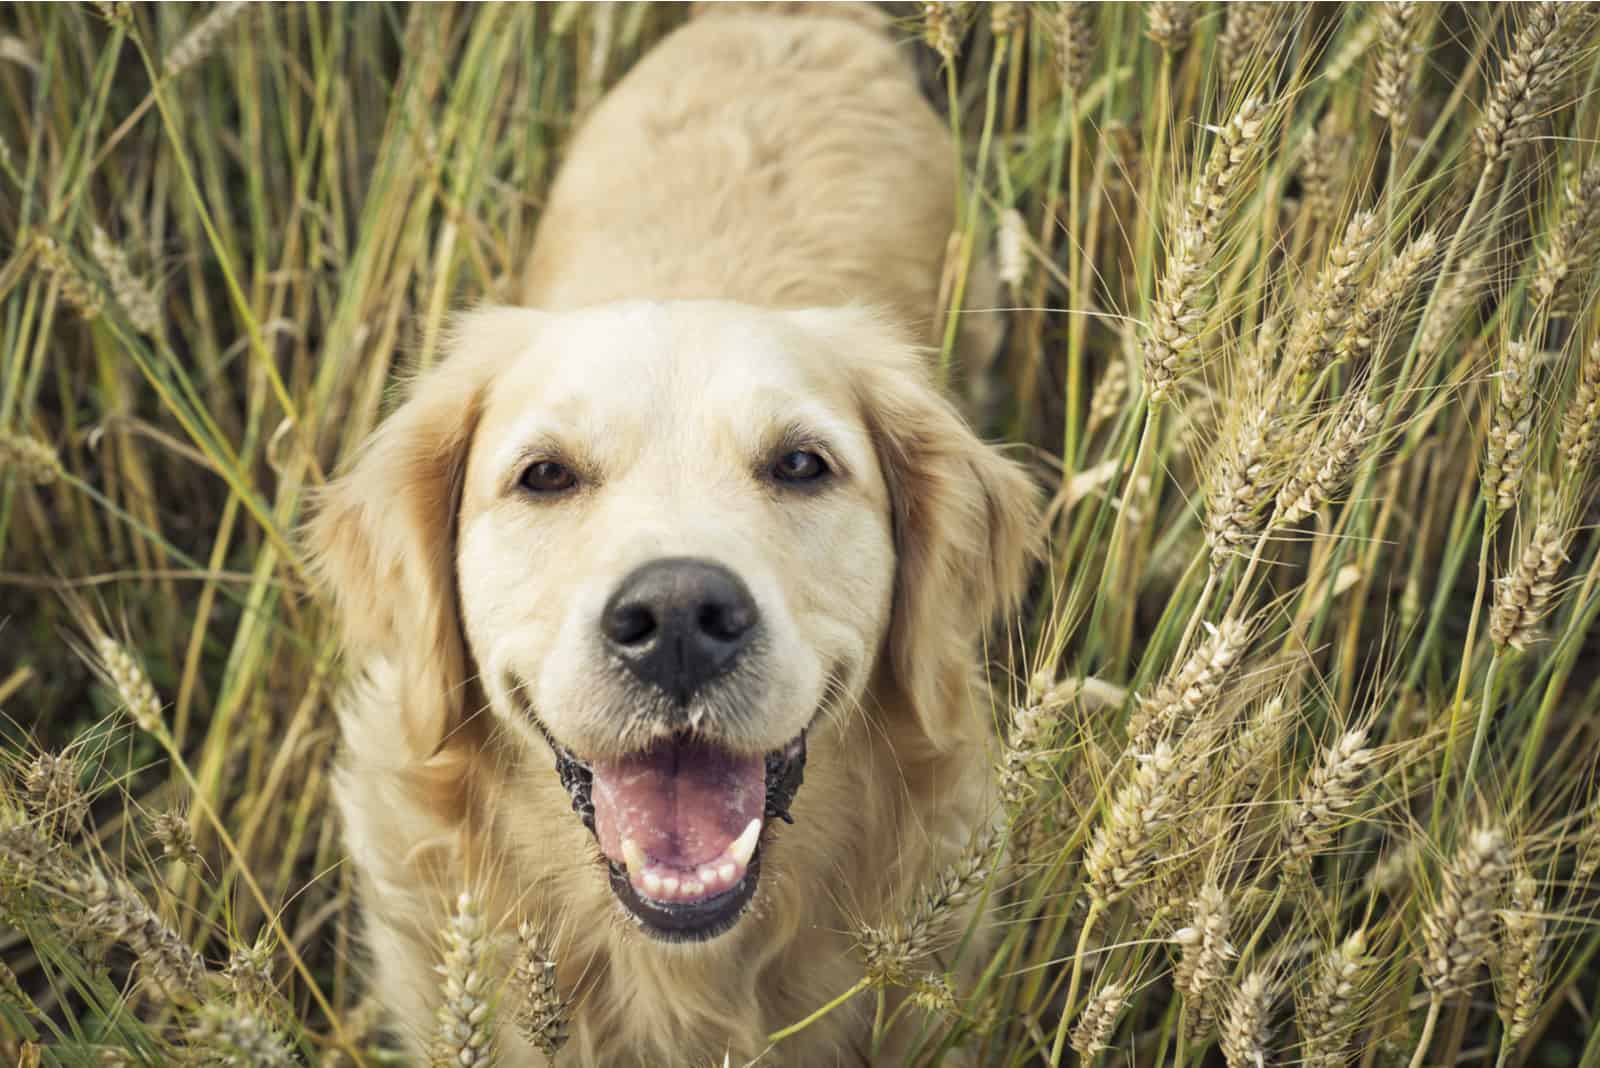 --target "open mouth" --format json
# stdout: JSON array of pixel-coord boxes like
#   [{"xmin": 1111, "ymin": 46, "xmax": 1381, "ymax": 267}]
[{"xmin": 551, "ymin": 730, "xmax": 806, "ymax": 941}]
